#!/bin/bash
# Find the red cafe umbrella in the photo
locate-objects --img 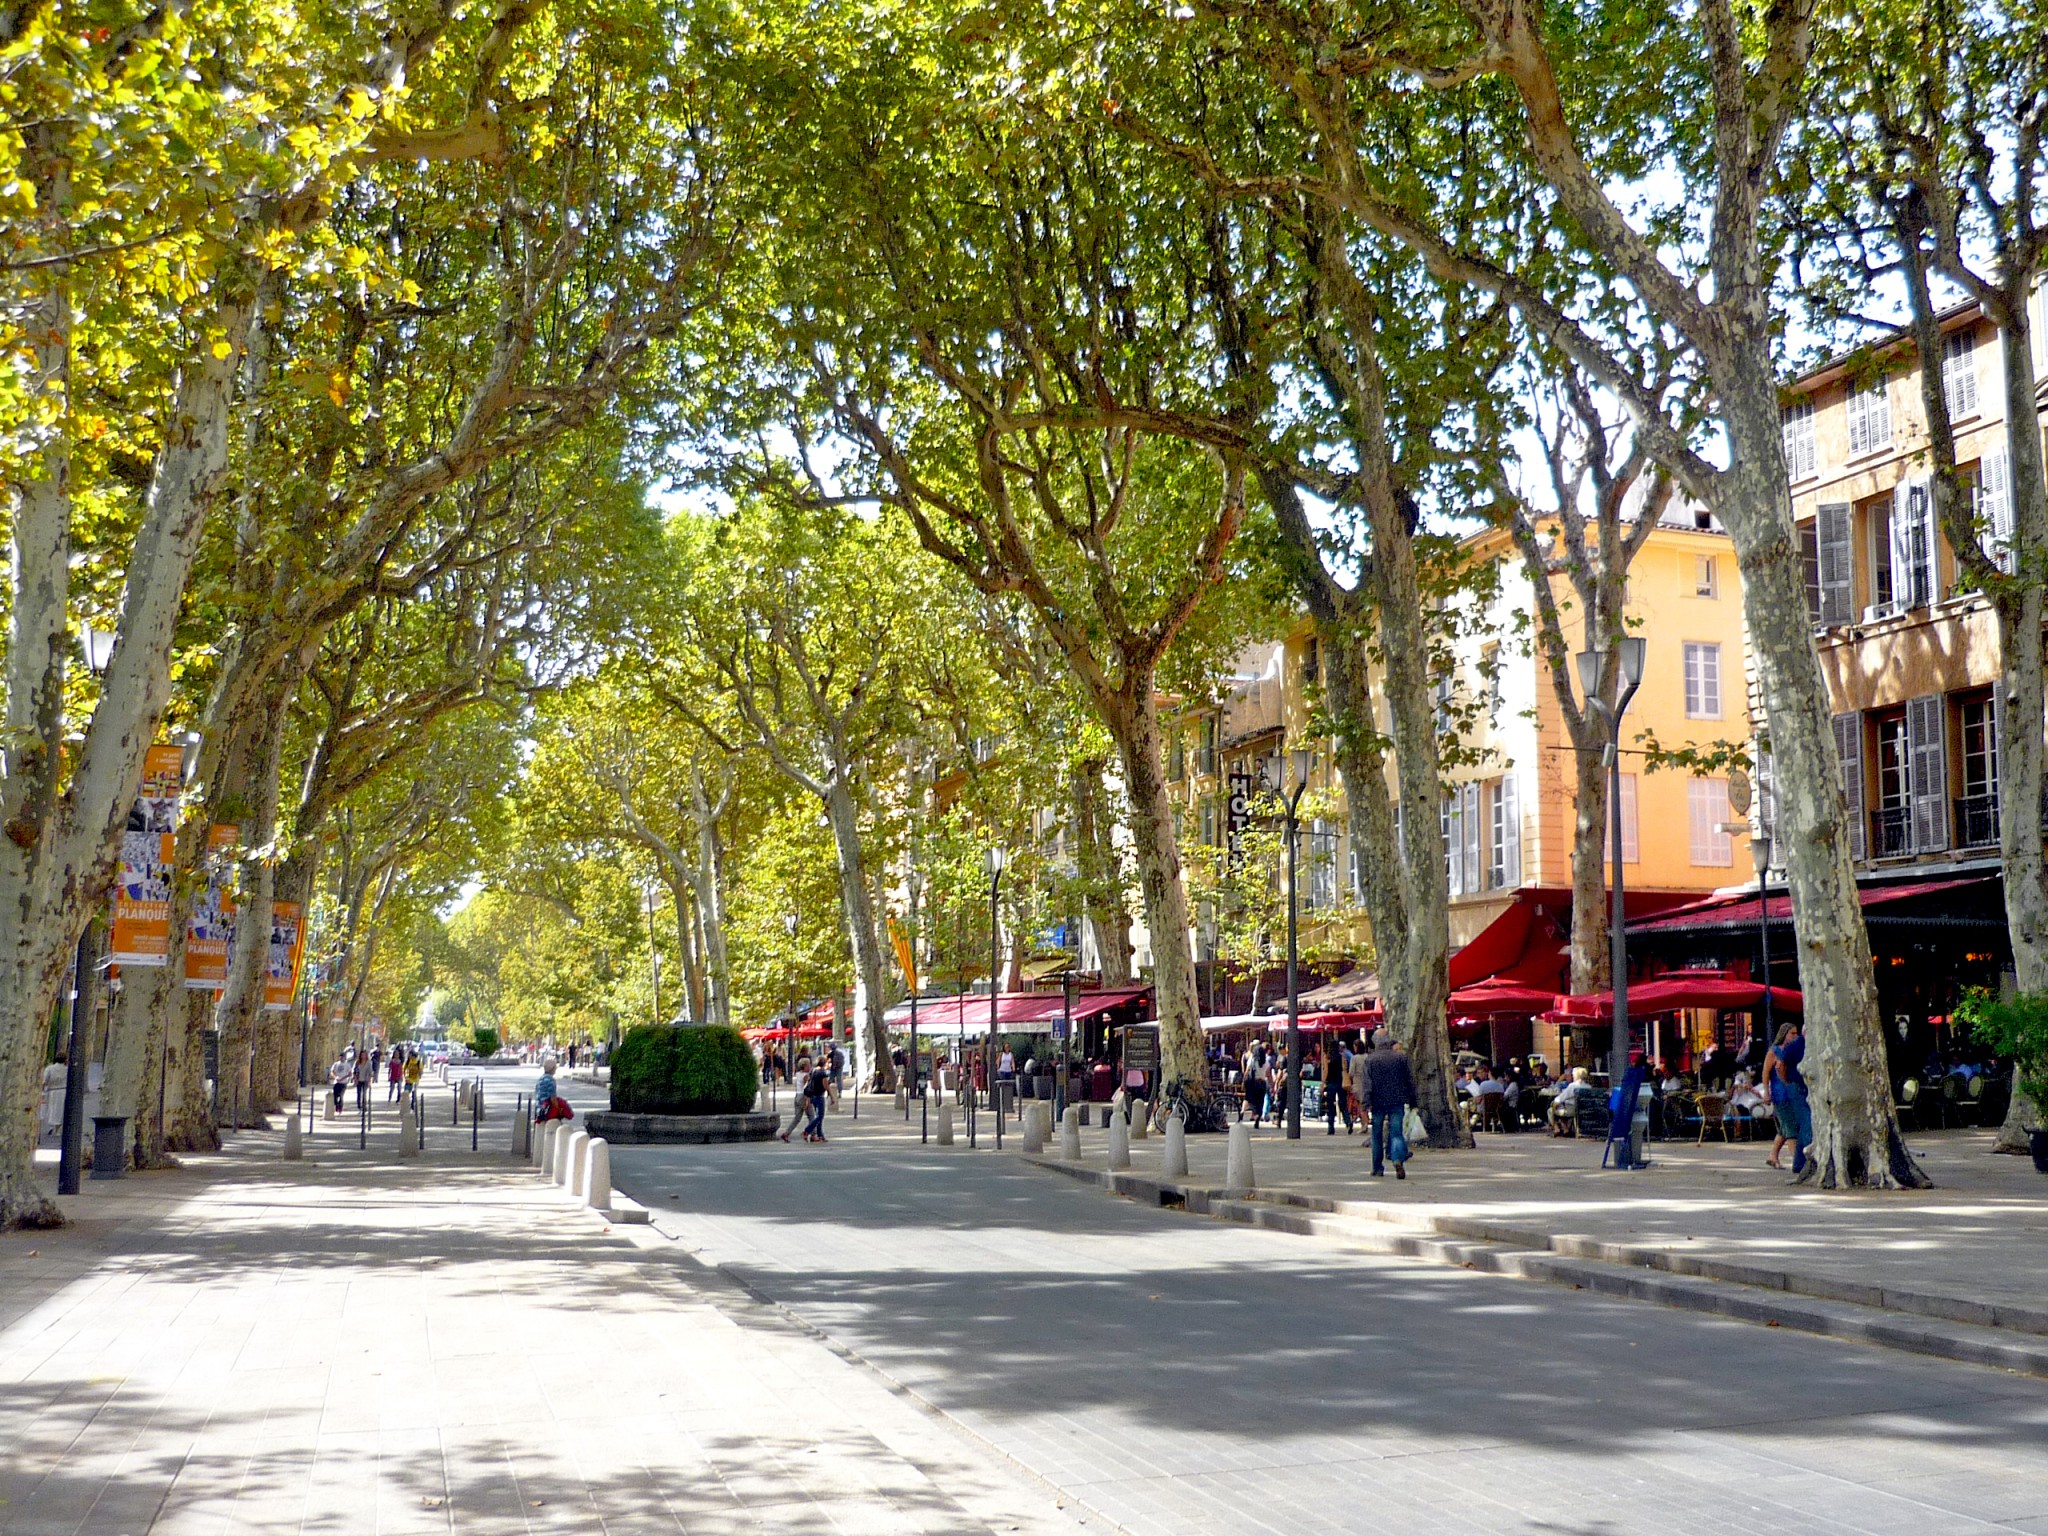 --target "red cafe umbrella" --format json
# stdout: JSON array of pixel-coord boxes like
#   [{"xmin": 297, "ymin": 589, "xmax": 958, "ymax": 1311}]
[
  {"xmin": 1553, "ymin": 968, "xmax": 1802, "ymax": 1020},
  {"xmin": 1446, "ymin": 978, "xmax": 1559, "ymax": 1016}
]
